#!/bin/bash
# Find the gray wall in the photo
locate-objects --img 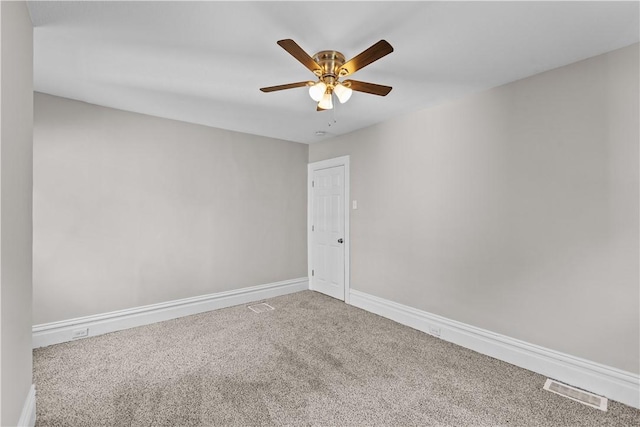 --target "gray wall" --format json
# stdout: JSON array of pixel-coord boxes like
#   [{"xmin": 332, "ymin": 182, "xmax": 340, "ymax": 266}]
[
  {"xmin": 34, "ymin": 93, "xmax": 308, "ymax": 324},
  {"xmin": 309, "ymin": 44, "xmax": 639, "ymax": 373},
  {"xmin": 0, "ymin": 1, "xmax": 34, "ymax": 425}
]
